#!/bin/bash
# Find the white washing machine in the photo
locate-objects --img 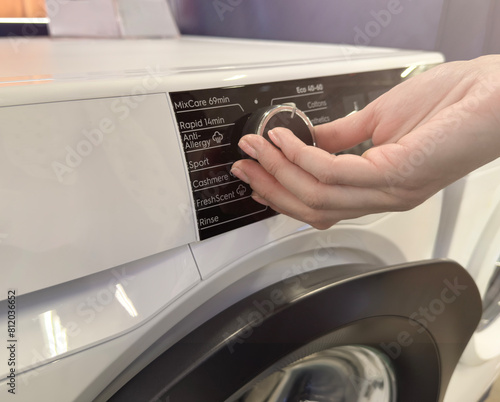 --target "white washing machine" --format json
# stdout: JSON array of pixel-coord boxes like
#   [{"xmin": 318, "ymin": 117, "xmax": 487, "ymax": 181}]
[
  {"xmin": 0, "ymin": 37, "xmax": 482, "ymax": 401},
  {"xmin": 438, "ymin": 158, "xmax": 500, "ymax": 402}
]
